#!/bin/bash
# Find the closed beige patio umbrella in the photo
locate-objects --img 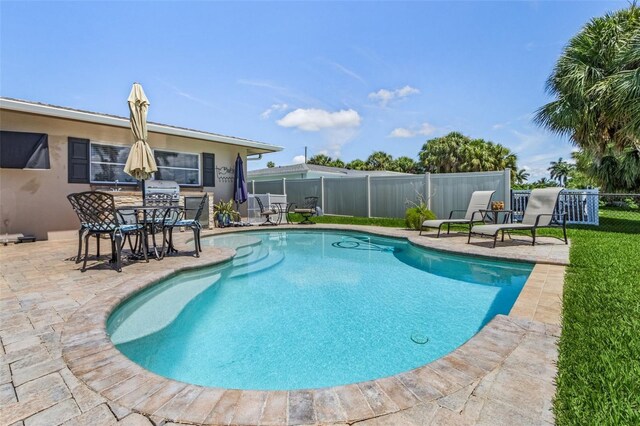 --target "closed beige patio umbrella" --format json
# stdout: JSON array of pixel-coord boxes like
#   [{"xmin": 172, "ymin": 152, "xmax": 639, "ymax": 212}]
[{"xmin": 124, "ymin": 83, "xmax": 157, "ymax": 185}]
